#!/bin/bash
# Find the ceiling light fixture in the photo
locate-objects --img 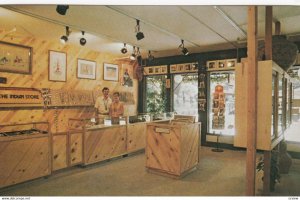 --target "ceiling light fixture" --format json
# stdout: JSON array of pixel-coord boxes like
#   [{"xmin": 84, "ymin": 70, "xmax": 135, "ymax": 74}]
[
  {"xmin": 121, "ymin": 43, "xmax": 128, "ymax": 54},
  {"xmin": 148, "ymin": 50, "xmax": 154, "ymax": 61},
  {"xmin": 56, "ymin": 5, "xmax": 69, "ymax": 15},
  {"xmin": 135, "ymin": 19, "xmax": 145, "ymax": 41},
  {"xmin": 213, "ymin": 6, "xmax": 246, "ymax": 39},
  {"xmin": 130, "ymin": 46, "xmax": 136, "ymax": 60},
  {"xmin": 179, "ymin": 39, "xmax": 189, "ymax": 55},
  {"xmin": 80, "ymin": 31, "xmax": 86, "ymax": 46},
  {"xmin": 60, "ymin": 26, "xmax": 70, "ymax": 44}
]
